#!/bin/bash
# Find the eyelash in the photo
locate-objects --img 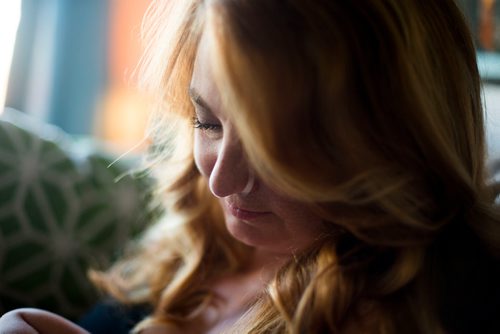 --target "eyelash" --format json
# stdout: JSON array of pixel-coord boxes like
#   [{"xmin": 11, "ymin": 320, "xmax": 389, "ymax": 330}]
[{"xmin": 192, "ymin": 117, "xmax": 221, "ymax": 131}]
